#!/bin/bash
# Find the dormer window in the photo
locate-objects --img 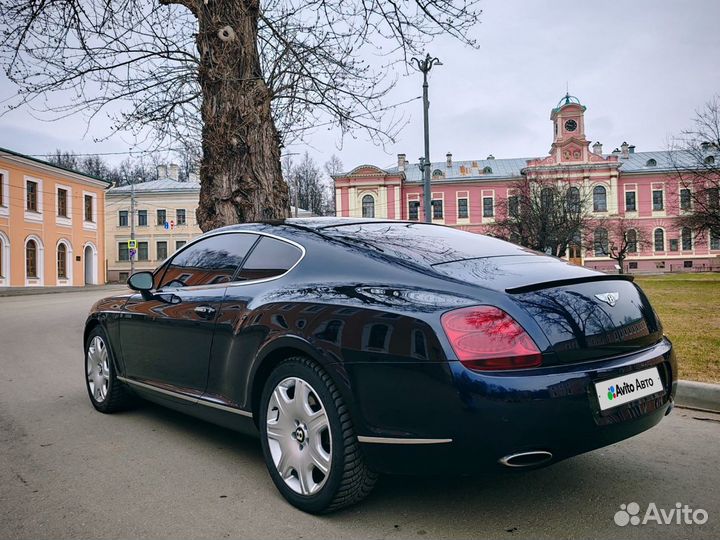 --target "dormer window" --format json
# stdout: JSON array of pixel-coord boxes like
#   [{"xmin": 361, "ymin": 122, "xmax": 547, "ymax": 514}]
[
  {"xmin": 432, "ymin": 169, "xmax": 444, "ymax": 178},
  {"xmin": 482, "ymin": 166, "xmax": 493, "ymax": 174},
  {"xmin": 705, "ymin": 155, "xmax": 715, "ymax": 165},
  {"xmin": 646, "ymin": 158, "xmax": 657, "ymax": 167}
]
